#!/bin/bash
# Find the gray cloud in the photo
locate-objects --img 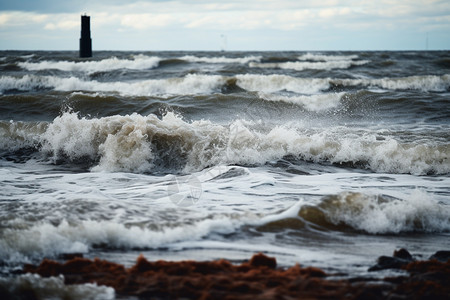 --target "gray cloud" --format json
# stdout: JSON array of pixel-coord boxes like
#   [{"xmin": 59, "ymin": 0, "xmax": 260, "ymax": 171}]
[{"xmin": 1, "ymin": 0, "xmax": 449, "ymax": 50}]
